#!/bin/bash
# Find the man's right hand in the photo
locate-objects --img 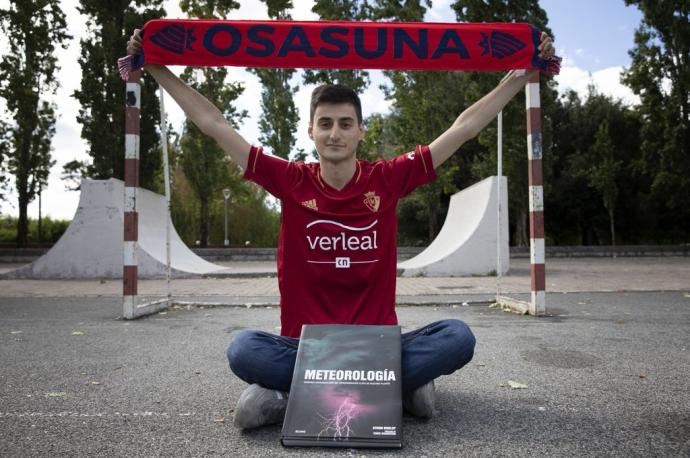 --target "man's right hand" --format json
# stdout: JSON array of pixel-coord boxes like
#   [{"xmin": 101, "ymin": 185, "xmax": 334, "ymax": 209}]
[
  {"xmin": 125, "ymin": 27, "xmax": 251, "ymax": 170},
  {"xmin": 127, "ymin": 29, "xmax": 143, "ymax": 56}
]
